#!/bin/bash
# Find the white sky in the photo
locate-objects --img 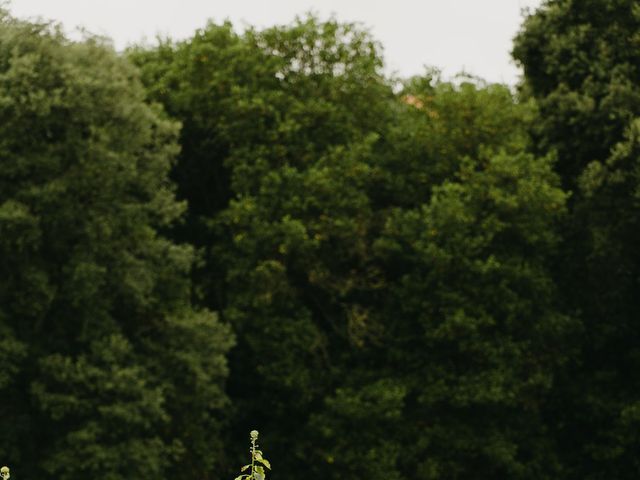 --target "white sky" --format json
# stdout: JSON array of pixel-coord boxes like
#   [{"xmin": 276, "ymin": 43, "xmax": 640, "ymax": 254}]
[{"xmin": 8, "ymin": 0, "xmax": 543, "ymax": 85}]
